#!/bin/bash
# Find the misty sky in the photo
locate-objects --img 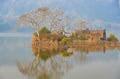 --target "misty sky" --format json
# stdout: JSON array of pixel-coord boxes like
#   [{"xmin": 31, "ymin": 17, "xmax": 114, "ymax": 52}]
[{"xmin": 0, "ymin": 0, "xmax": 120, "ymax": 36}]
